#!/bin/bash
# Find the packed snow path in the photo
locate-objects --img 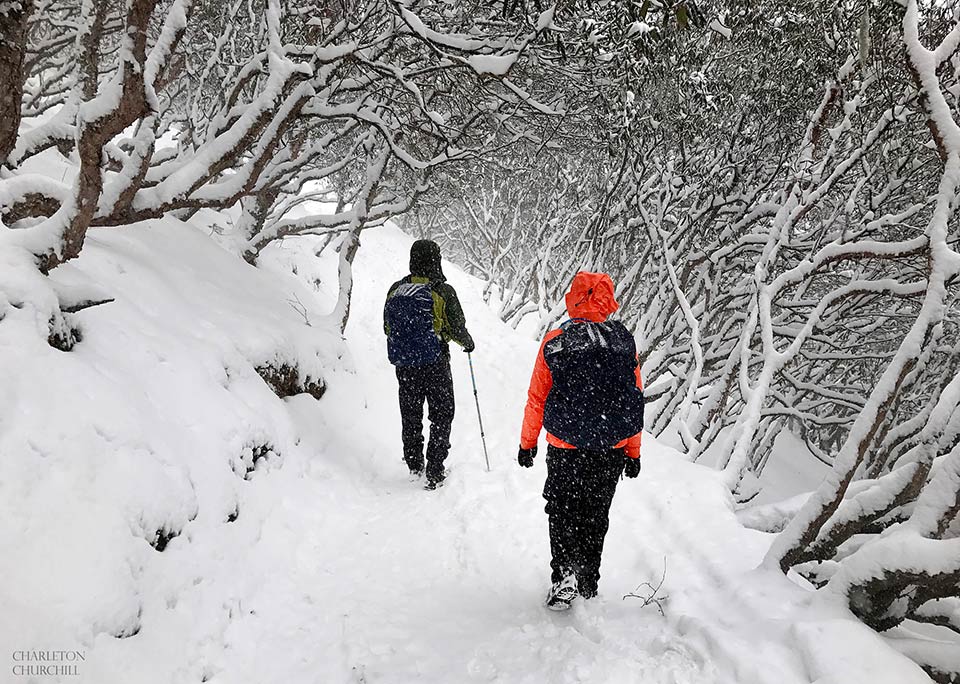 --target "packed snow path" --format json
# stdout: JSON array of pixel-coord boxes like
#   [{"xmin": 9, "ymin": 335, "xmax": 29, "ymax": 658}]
[{"xmin": 233, "ymin": 437, "xmax": 715, "ymax": 684}]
